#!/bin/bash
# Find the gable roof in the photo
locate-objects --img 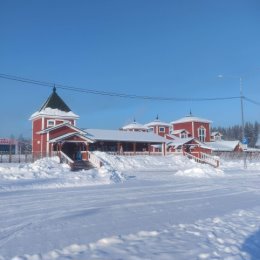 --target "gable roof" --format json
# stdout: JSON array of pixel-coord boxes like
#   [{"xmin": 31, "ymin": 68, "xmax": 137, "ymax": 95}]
[
  {"xmin": 171, "ymin": 115, "xmax": 212, "ymax": 124},
  {"xmin": 211, "ymin": 131, "xmax": 223, "ymax": 137},
  {"xmin": 204, "ymin": 140, "xmax": 241, "ymax": 151},
  {"xmin": 172, "ymin": 129, "xmax": 190, "ymax": 135},
  {"xmin": 84, "ymin": 128, "xmax": 167, "ymax": 143},
  {"xmin": 49, "ymin": 132, "xmax": 94, "ymax": 143},
  {"xmin": 37, "ymin": 122, "xmax": 85, "ymax": 134},
  {"xmin": 167, "ymin": 137, "xmax": 200, "ymax": 147}
]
